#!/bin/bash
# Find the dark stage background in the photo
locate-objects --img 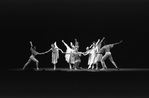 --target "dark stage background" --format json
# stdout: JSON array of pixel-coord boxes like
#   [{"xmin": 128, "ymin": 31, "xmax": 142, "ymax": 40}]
[{"xmin": 0, "ymin": 0, "xmax": 149, "ymax": 98}]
